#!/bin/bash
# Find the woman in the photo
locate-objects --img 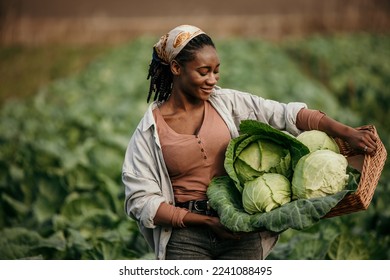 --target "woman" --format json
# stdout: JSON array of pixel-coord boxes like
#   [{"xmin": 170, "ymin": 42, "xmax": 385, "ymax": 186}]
[{"xmin": 122, "ymin": 25, "xmax": 377, "ymax": 260}]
